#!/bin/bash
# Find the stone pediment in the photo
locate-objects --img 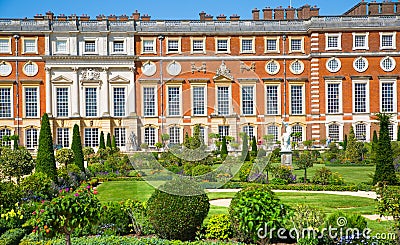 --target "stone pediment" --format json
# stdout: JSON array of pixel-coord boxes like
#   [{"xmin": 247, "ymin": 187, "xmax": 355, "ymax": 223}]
[
  {"xmin": 109, "ymin": 75, "xmax": 130, "ymax": 84},
  {"xmin": 213, "ymin": 61, "xmax": 233, "ymax": 82},
  {"xmin": 52, "ymin": 75, "xmax": 73, "ymax": 84}
]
